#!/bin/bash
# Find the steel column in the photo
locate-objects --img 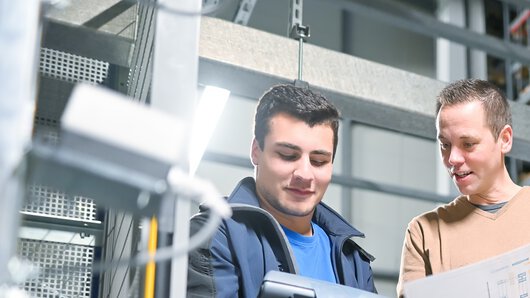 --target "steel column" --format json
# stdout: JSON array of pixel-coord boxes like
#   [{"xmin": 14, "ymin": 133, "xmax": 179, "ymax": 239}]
[{"xmin": 151, "ymin": 0, "xmax": 201, "ymax": 297}]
